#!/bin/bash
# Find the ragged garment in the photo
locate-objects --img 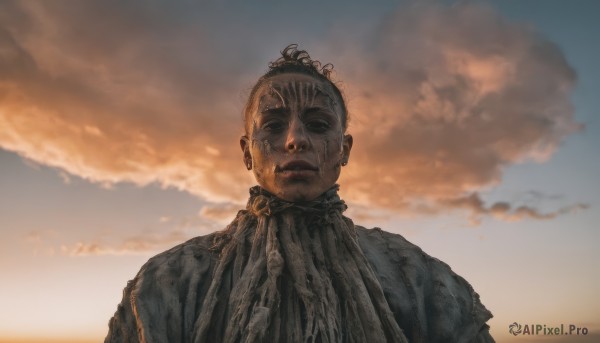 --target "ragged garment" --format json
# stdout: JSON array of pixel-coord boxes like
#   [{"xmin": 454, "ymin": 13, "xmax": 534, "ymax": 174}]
[{"xmin": 105, "ymin": 185, "xmax": 494, "ymax": 343}]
